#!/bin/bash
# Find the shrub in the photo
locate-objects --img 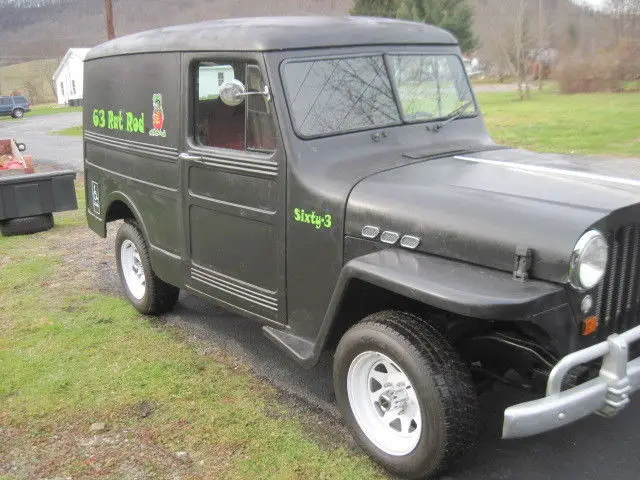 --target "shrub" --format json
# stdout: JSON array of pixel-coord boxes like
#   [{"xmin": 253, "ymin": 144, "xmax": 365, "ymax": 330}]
[{"xmin": 554, "ymin": 40, "xmax": 640, "ymax": 94}]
